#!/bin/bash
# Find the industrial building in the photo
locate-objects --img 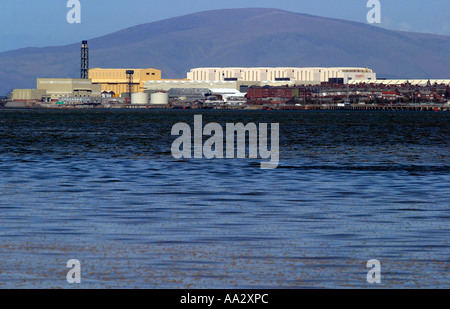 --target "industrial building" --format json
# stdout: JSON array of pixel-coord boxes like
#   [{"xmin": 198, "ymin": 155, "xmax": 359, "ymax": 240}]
[
  {"xmin": 12, "ymin": 89, "xmax": 48, "ymax": 102},
  {"xmin": 167, "ymin": 87, "xmax": 245, "ymax": 103},
  {"xmin": 88, "ymin": 68, "xmax": 163, "ymax": 96},
  {"xmin": 36, "ymin": 78, "xmax": 101, "ymax": 100},
  {"xmin": 12, "ymin": 78, "xmax": 101, "ymax": 101},
  {"xmin": 144, "ymin": 79, "xmax": 319, "ymax": 94},
  {"xmin": 187, "ymin": 67, "xmax": 376, "ymax": 84},
  {"xmin": 168, "ymin": 88, "xmax": 212, "ymax": 101},
  {"xmin": 247, "ymin": 86, "xmax": 312, "ymax": 100}
]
